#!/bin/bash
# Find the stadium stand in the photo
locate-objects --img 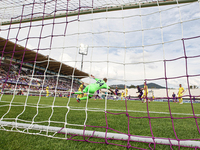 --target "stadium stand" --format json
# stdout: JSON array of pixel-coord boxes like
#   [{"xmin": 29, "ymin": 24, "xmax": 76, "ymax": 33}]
[{"xmin": 0, "ymin": 37, "xmax": 88, "ymax": 96}]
